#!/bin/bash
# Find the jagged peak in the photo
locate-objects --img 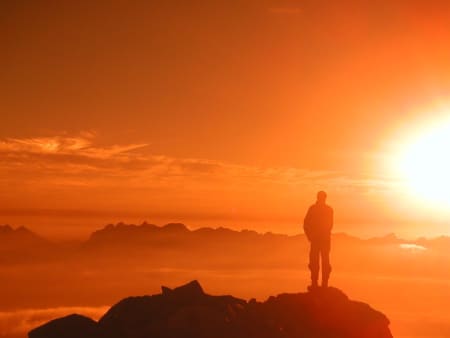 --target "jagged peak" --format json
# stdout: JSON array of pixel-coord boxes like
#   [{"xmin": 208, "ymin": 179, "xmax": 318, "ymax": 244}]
[
  {"xmin": 0, "ymin": 224, "xmax": 42, "ymax": 239},
  {"xmin": 161, "ymin": 222, "xmax": 189, "ymax": 232},
  {"xmin": 161, "ymin": 280, "xmax": 204, "ymax": 298},
  {"xmin": 16, "ymin": 225, "xmax": 34, "ymax": 233},
  {"xmin": 0, "ymin": 224, "xmax": 13, "ymax": 233}
]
